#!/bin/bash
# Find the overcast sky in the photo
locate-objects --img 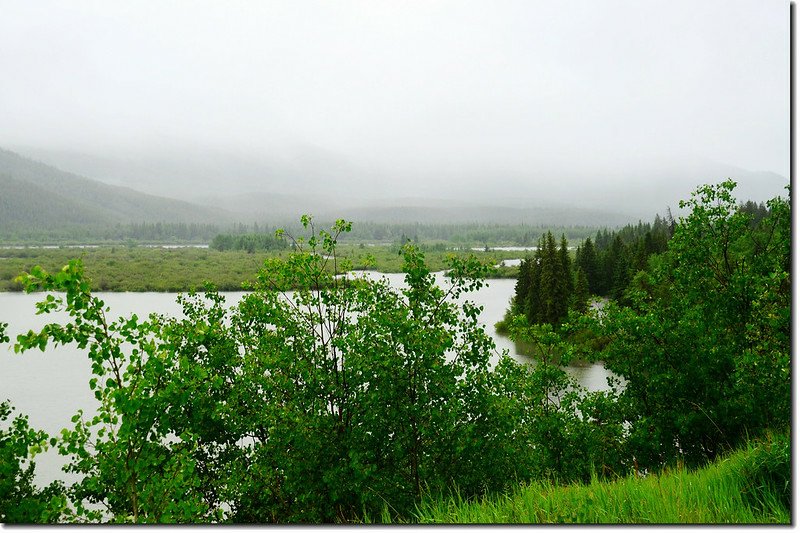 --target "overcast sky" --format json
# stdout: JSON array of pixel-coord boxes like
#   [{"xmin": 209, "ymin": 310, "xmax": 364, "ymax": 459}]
[{"xmin": 0, "ymin": 0, "xmax": 790, "ymax": 193}]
